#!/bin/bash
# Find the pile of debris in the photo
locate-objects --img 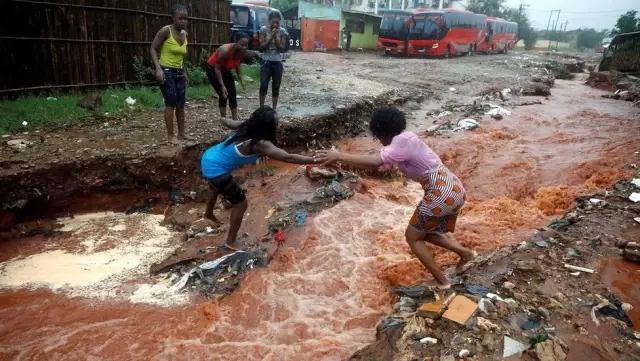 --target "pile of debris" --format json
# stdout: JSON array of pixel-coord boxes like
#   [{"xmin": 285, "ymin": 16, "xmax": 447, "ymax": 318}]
[
  {"xmin": 349, "ymin": 177, "xmax": 640, "ymax": 361},
  {"xmin": 601, "ymin": 74, "xmax": 640, "ymax": 106}
]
